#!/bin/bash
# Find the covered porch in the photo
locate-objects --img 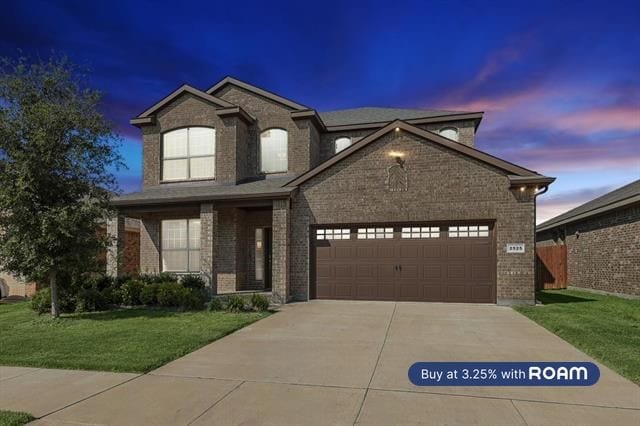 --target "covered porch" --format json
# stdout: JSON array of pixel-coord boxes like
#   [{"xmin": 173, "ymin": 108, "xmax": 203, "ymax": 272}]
[{"xmin": 108, "ymin": 179, "xmax": 294, "ymax": 303}]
